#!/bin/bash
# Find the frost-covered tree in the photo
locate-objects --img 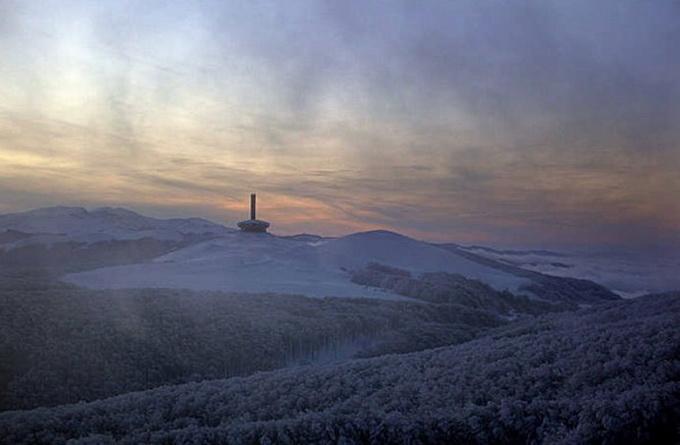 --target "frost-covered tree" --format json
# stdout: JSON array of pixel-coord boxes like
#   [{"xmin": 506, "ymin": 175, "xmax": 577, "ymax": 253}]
[{"xmin": 1, "ymin": 292, "xmax": 677, "ymax": 444}]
